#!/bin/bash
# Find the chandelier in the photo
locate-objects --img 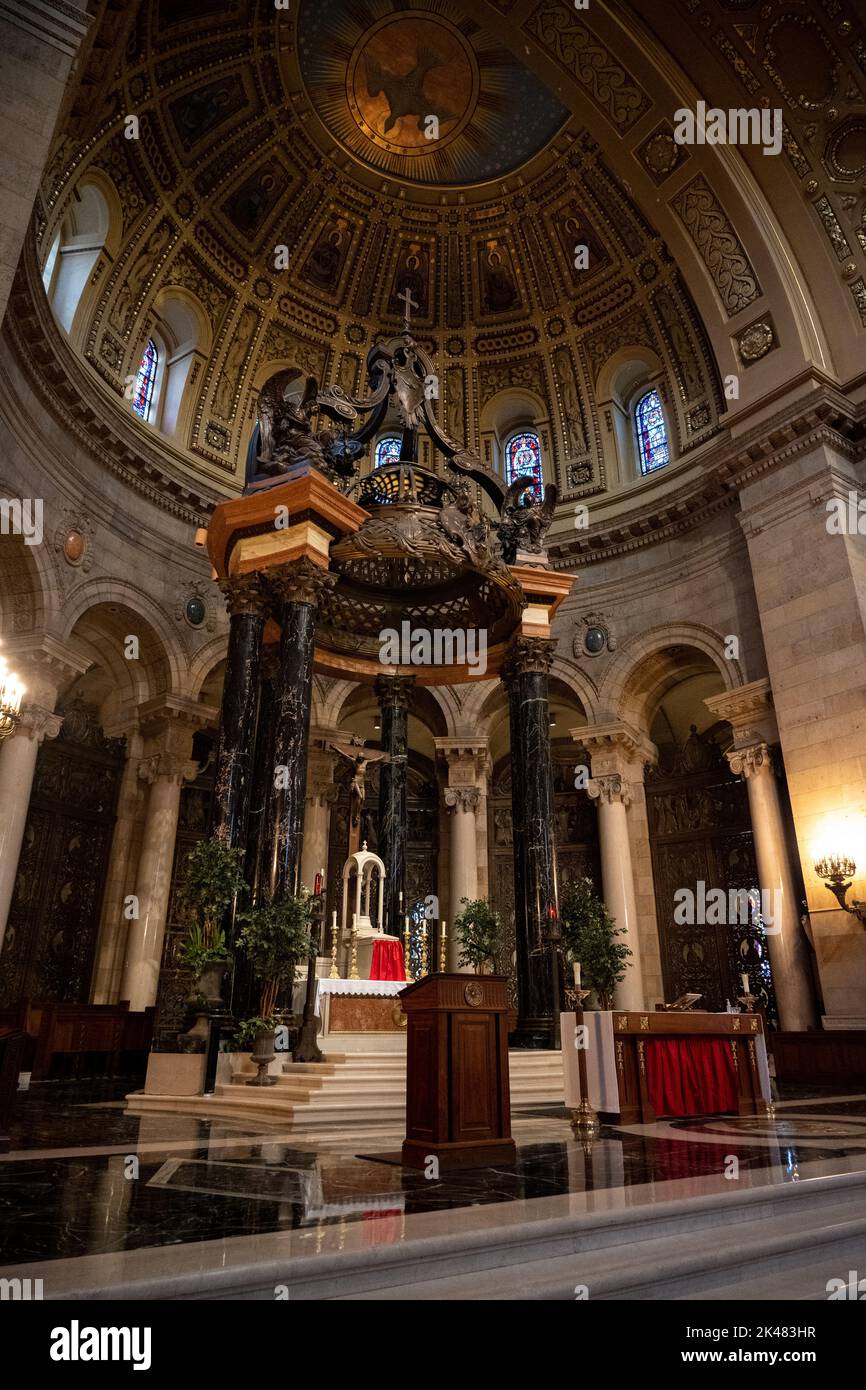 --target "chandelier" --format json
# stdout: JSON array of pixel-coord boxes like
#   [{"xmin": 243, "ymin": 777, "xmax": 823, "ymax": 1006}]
[{"xmin": 0, "ymin": 656, "xmax": 24, "ymax": 740}]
